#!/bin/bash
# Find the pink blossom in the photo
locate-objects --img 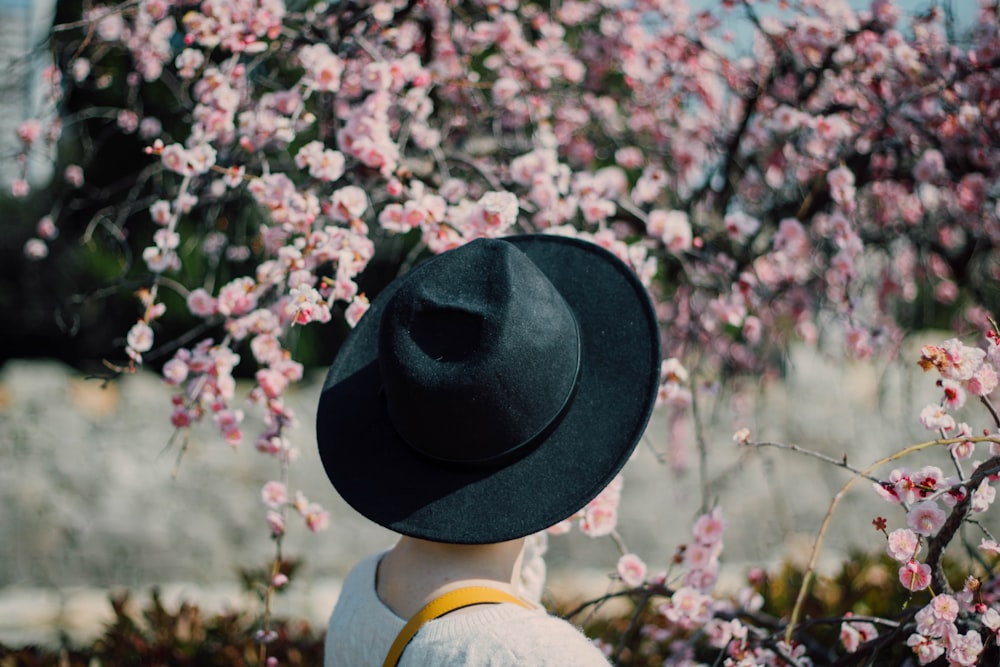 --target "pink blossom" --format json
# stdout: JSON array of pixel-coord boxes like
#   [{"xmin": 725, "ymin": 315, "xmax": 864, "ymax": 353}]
[
  {"xmin": 256, "ymin": 368, "xmax": 289, "ymax": 400},
  {"xmin": 913, "ymin": 605, "xmax": 952, "ymax": 641},
  {"xmin": 956, "ymin": 173, "xmax": 987, "ymax": 213},
  {"xmin": 23, "ymin": 238, "xmax": 48, "ymax": 260},
  {"xmin": 170, "ymin": 405, "xmax": 193, "ymax": 428},
  {"xmin": 217, "ymin": 277, "xmax": 258, "ymax": 317},
  {"xmin": 288, "ymin": 285, "xmax": 332, "ymax": 325},
  {"xmin": 187, "ymin": 144, "xmax": 217, "ymax": 174},
  {"xmin": 213, "ymin": 408, "xmax": 243, "ymax": 433},
  {"xmin": 256, "ymin": 434, "xmax": 291, "ymax": 458},
  {"xmin": 660, "ymin": 586, "xmax": 712, "ymax": 629},
  {"xmin": 261, "ymin": 481, "xmax": 288, "ymax": 509},
  {"xmin": 873, "ymin": 480, "xmax": 899, "ymax": 504},
  {"xmin": 471, "ymin": 191, "xmax": 519, "ymax": 235},
  {"xmin": 682, "ymin": 563, "xmax": 719, "ymax": 592},
  {"xmin": 660, "ymin": 358, "xmax": 689, "ymax": 383},
  {"xmin": 345, "ymin": 294, "xmax": 370, "ymax": 328},
  {"xmin": 919, "ymin": 404, "xmax": 955, "ymax": 432},
  {"xmin": 886, "ymin": 528, "xmax": 919, "ymax": 562},
  {"xmin": 909, "ymin": 467, "xmax": 946, "ymax": 502},
  {"xmin": 691, "ymin": 507, "xmax": 725, "ymax": 546},
  {"xmin": 187, "ymin": 288, "xmax": 217, "ymax": 317},
  {"xmin": 64, "ymin": 164, "xmax": 84, "ymax": 187},
  {"xmin": 580, "ymin": 503, "xmax": 617, "ymax": 538},
  {"xmin": 741, "ymin": 316, "xmax": 762, "ymax": 345},
  {"xmin": 295, "ymin": 141, "xmax": 345, "ymax": 182},
  {"xmin": 71, "ymin": 58, "xmax": 90, "ymax": 82},
  {"xmin": 981, "ymin": 538, "xmax": 1000, "ymax": 555},
  {"xmin": 127, "ymin": 321, "xmax": 154, "ymax": 353},
  {"xmin": 647, "ymin": 209, "xmax": 692, "ymax": 252},
  {"xmin": 153, "ymin": 228, "xmax": 180, "ymax": 251},
  {"xmin": 930, "ymin": 594, "xmax": 959, "ymax": 622},
  {"xmin": 840, "ymin": 619, "xmax": 878, "ymax": 653},
  {"xmin": 907, "ymin": 633, "xmax": 945, "ymax": 664},
  {"xmin": 705, "ymin": 618, "xmax": 738, "ymax": 649},
  {"xmin": 950, "ymin": 423, "xmax": 974, "ymax": 460},
  {"xmin": 11, "ymin": 179, "xmax": 29, "ymax": 198},
  {"xmin": 160, "ymin": 143, "xmax": 190, "ymax": 174},
  {"xmin": 175, "ymin": 48, "xmax": 204, "ymax": 78},
  {"xmin": 913, "ymin": 149, "xmax": 945, "ymax": 182},
  {"xmin": 580, "ymin": 196, "xmax": 616, "ymax": 224},
  {"xmin": 17, "ymin": 119, "xmax": 42, "ymax": 144},
  {"xmin": 939, "ymin": 379, "xmax": 966, "ymax": 409},
  {"xmin": 922, "ymin": 339, "xmax": 986, "ymax": 381},
  {"xmin": 826, "ymin": 166, "xmax": 856, "ymax": 205},
  {"xmin": 906, "ymin": 501, "xmax": 946, "ymax": 537},
  {"xmin": 616, "ymin": 553, "xmax": 647, "ymax": 587},
  {"xmin": 683, "ymin": 541, "xmax": 722, "ymax": 572},
  {"xmin": 250, "ymin": 335, "xmax": 283, "ymax": 366},
  {"xmin": 874, "ymin": 467, "xmax": 917, "ymax": 504},
  {"xmin": 899, "ymin": 560, "xmax": 932, "ymax": 591},
  {"xmin": 546, "ymin": 519, "xmax": 573, "ymax": 535},
  {"xmin": 142, "ymin": 246, "xmax": 179, "ymax": 273},
  {"xmin": 304, "ymin": 503, "xmax": 330, "ymax": 532},
  {"xmin": 299, "ymin": 43, "xmax": 343, "ymax": 92},
  {"xmin": 968, "ymin": 363, "xmax": 998, "ymax": 397},
  {"xmin": 724, "ymin": 211, "xmax": 760, "ymax": 241},
  {"xmin": 947, "ymin": 630, "xmax": 983, "ymax": 666},
  {"xmin": 162, "ymin": 358, "xmax": 189, "ymax": 385},
  {"xmin": 972, "ymin": 479, "xmax": 996, "ymax": 513},
  {"xmin": 149, "ymin": 200, "xmax": 172, "ymax": 226},
  {"xmin": 614, "ymin": 146, "xmax": 644, "ymax": 169},
  {"xmin": 773, "ymin": 218, "xmax": 809, "ymax": 256},
  {"xmin": 933, "ymin": 279, "xmax": 958, "ymax": 304},
  {"xmin": 983, "ymin": 607, "xmax": 1000, "ymax": 633},
  {"xmin": 330, "ymin": 185, "xmax": 368, "ymax": 222},
  {"xmin": 266, "ymin": 510, "xmax": 285, "ymax": 537},
  {"xmin": 35, "ymin": 216, "xmax": 58, "ymax": 240}
]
